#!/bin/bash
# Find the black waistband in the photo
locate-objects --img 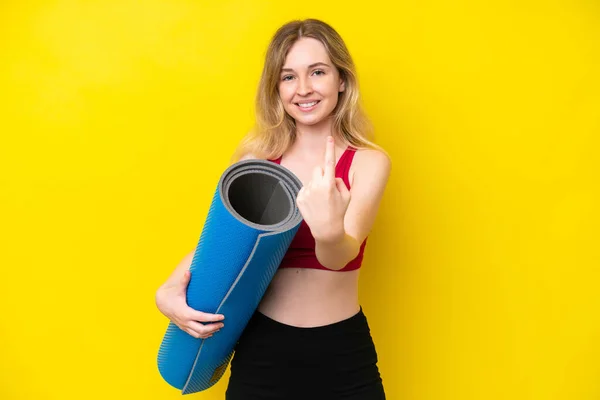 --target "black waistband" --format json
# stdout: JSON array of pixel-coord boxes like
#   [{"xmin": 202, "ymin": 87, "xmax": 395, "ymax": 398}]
[{"xmin": 248, "ymin": 306, "xmax": 369, "ymax": 337}]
